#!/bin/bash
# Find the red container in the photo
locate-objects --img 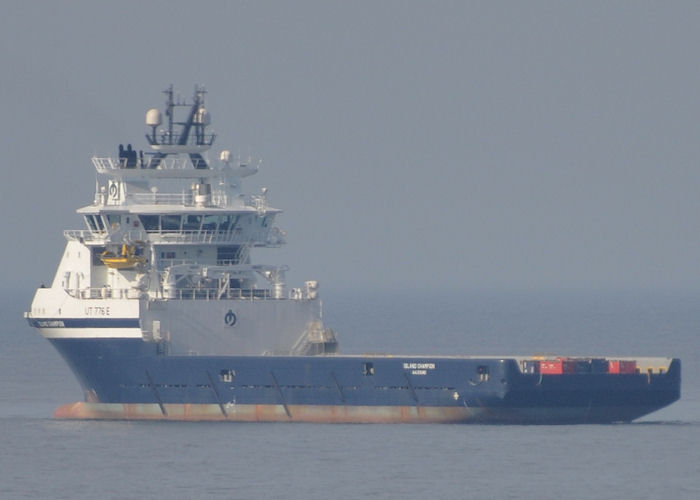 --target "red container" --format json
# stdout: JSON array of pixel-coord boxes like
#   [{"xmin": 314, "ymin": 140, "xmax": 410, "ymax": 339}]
[
  {"xmin": 540, "ymin": 361, "xmax": 561, "ymax": 374},
  {"xmin": 609, "ymin": 360, "xmax": 637, "ymax": 374},
  {"xmin": 540, "ymin": 360, "xmax": 576, "ymax": 374}
]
